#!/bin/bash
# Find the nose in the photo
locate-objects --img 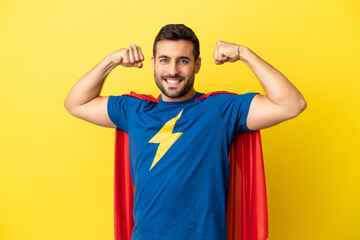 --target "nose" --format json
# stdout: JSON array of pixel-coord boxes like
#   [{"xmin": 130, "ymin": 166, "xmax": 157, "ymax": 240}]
[{"xmin": 169, "ymin": 61, "xmax": 179, "ymax": 76}]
